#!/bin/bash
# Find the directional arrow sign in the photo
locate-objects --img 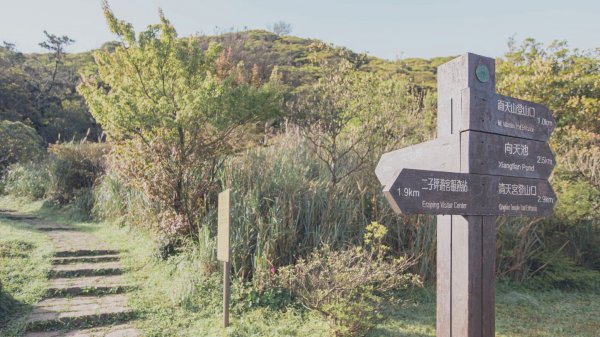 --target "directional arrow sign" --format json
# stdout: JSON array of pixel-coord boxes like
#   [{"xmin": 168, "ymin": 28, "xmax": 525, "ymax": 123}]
[
  {"xmin": 461, "ymin": 88, "xmax": 556, "ymax": 141},
  {"xmin": 384, "ymin": 169, "xmax": 556, "ymax": 216},
  {"xmin": 462, "ymin": 131, "xmax": 555, "ymax": 179},
  {"xmin": 375, "ymin": 135, "xmax": 460, "ymax": 190}
]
